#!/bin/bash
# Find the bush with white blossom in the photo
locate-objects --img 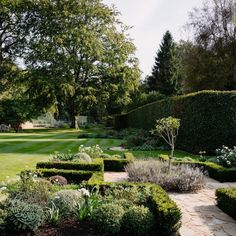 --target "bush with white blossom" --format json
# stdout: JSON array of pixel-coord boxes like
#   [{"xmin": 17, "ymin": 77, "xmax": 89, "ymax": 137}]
[
  {"xmin": 216, "ymin": 146, "xmax": 236, "ymax": 168},
  {"xmin": 78, "ymin": 145, "xmax": 103, "ymax": 159}
]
